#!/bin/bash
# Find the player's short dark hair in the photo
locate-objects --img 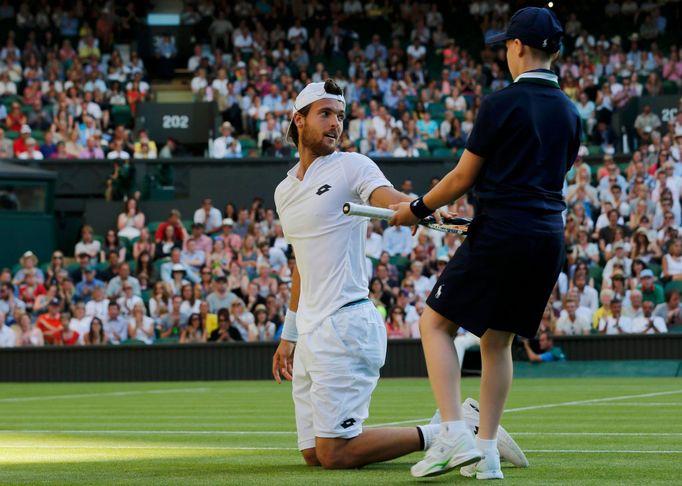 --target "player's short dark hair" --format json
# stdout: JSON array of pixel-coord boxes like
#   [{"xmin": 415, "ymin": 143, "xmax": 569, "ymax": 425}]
[{"xmin": 289, "ymin": 79, "xmax": 343, "ymax": 146}]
